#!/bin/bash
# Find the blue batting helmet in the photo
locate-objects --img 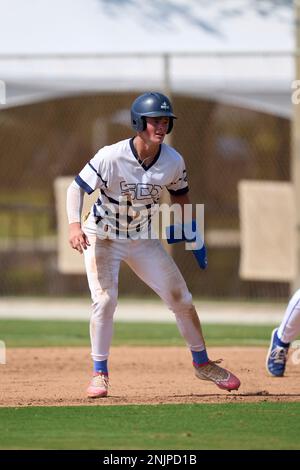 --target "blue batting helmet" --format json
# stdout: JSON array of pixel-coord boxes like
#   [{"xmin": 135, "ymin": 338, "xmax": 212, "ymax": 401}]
[{"xmin": 131, "ymin": 92, "xmax": 177, "ymax": 134}]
